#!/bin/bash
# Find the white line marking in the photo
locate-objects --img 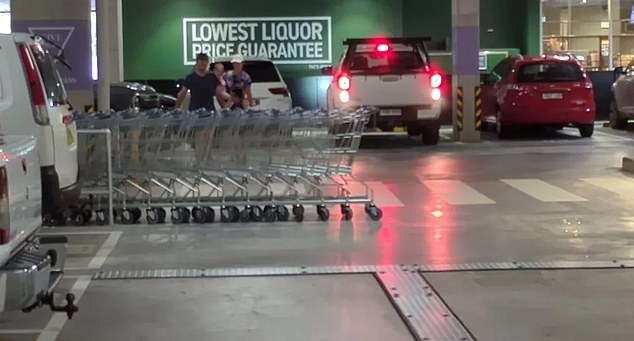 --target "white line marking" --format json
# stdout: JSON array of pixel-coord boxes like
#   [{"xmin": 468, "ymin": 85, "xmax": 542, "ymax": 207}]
[
  {"xmin": 40, "ymin": 231, "xmax": 121, "ymax": 236},
  {"xmin": 422, "ymin": 180, "xmax": 495, "ymax": 205},
  {"xmin": 0, "ymin": 329, "xmax": 43, "ymax": 334},
  {"xmin": 87, "ymin": 231, "xmax": 122, "ymax": 269},
  {"xmin": 36, "ymin": 276, "xmax": 91, "ymax": 341},
  {"xmin": 581, "ymin": 177, "xmax": 634, "ymax": 198},
  {"xmin": 501, "ymin": 179, "xmax": 587, "ymax": 202}
]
